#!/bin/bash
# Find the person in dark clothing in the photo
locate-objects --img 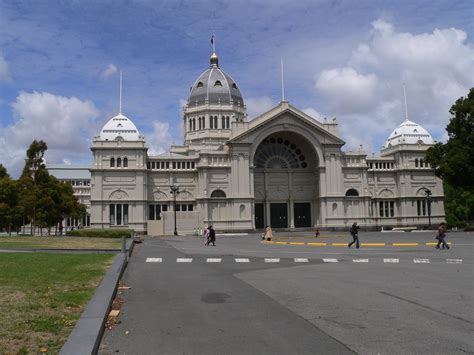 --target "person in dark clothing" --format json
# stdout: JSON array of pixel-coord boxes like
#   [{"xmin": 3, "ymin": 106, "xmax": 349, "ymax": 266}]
[
  {"xmin": 348, "ymin": 222, "xmax": 360, "ymax": 248},
  {"xmin": 435, "ymin": 222, "xmax": 450, "ymax": 250},
  {"xmin": 209, "ymin": 225, "xmax": 216, "ymax": 246}
]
